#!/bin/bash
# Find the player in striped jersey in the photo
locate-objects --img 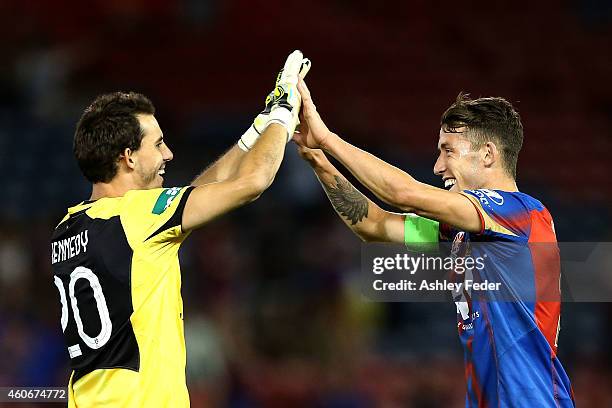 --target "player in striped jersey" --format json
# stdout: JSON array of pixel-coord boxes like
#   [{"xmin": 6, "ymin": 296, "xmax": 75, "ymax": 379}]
[{"xmin": 293, "ymin": 81, "xmax": 574, "ymax": 407}]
